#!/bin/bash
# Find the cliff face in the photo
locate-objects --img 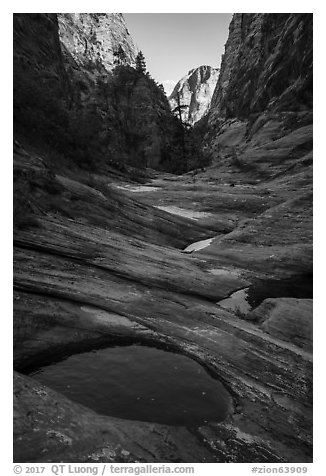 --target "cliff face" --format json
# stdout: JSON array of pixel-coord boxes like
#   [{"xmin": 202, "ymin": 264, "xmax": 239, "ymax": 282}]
[
  {"xmin": 93, "ymin": 66, "xmax": 186, "ymax": 171},
  {"xmin": 205, "ymin": 13, "xmax": 313, "ymax": 178},
  {"xmin": 14, "ymin": 13, "xmax": 187, "ymax": 173},
  {"xmin": 13, "ymin": 14, "xmax": 71, "ymax": 146},
  {"xmin": 58, "ymin": 14, "xmax": 138, "ymax": 77},
  {"xmin": 13, "ymin": 14, "xmax": 66, "ymax": 83},
  {"xmin": 169, "ymin": 66, "xmax": 219, "ymax": 125},
  {"xmin": 210, "ymin": 13, "xmax": 312, "ymax": 121}
]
